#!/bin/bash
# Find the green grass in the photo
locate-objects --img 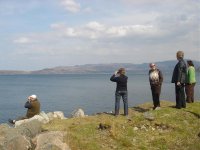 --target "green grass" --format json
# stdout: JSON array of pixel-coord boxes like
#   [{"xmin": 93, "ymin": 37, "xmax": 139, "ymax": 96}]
[{"xmin": 43, "ymin": 100, "xmax": 200, "ymax": 150}]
